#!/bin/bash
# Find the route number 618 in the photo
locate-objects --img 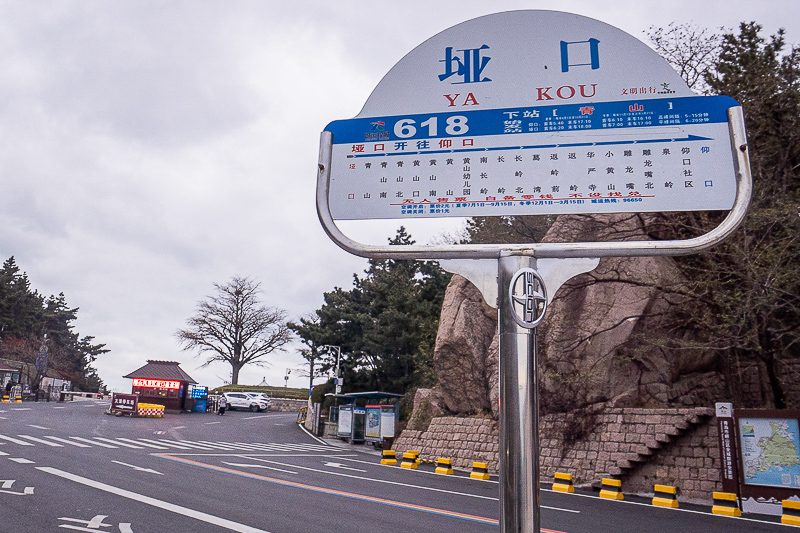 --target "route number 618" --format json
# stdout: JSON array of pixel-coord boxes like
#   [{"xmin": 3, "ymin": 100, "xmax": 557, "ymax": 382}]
[{"xmin": 393, "ymin": 115, "xmax": 469, "ymax": 138}]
